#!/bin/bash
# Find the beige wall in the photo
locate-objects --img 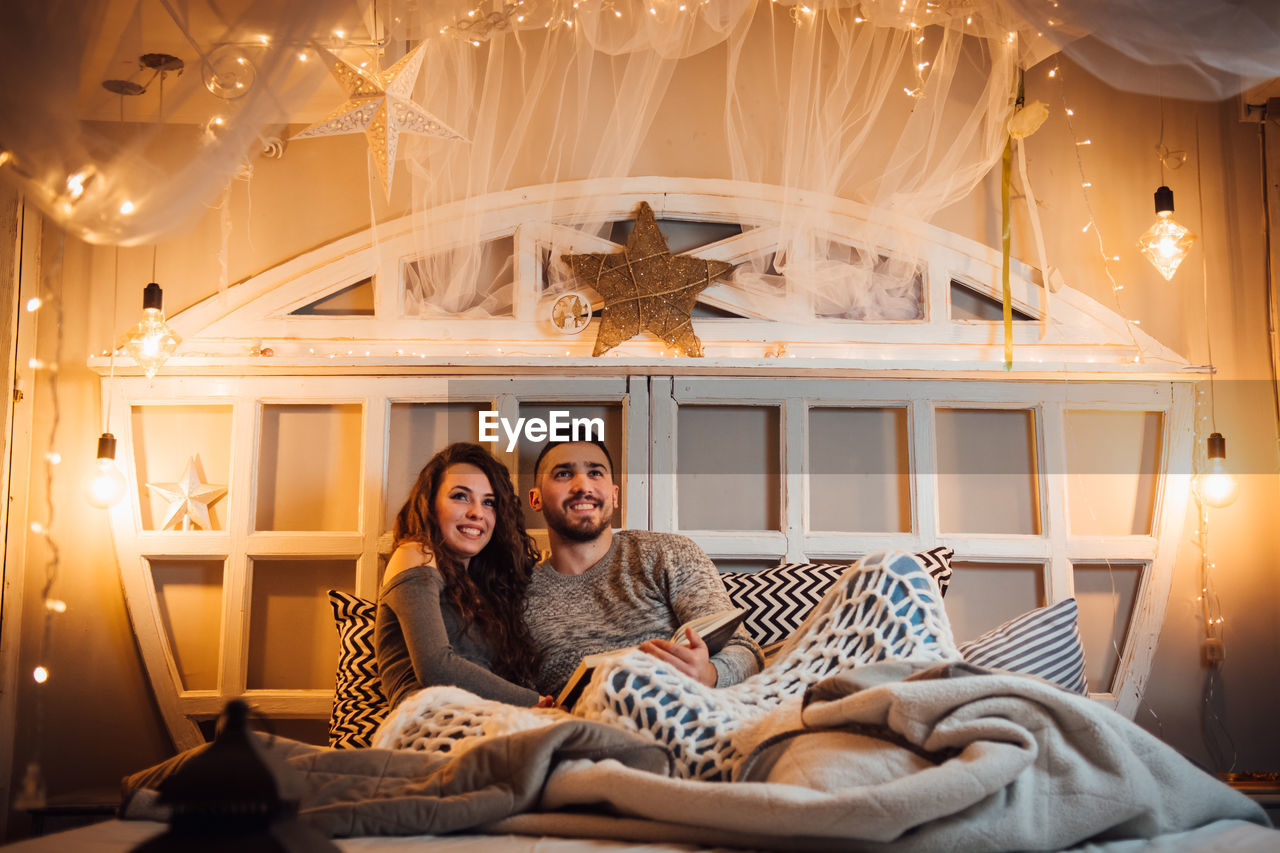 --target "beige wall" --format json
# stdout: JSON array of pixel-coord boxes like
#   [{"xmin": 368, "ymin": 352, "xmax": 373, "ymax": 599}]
[{"xmin": 4, "ymin": 48, "xmax": 1280, "ymax": 836}]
